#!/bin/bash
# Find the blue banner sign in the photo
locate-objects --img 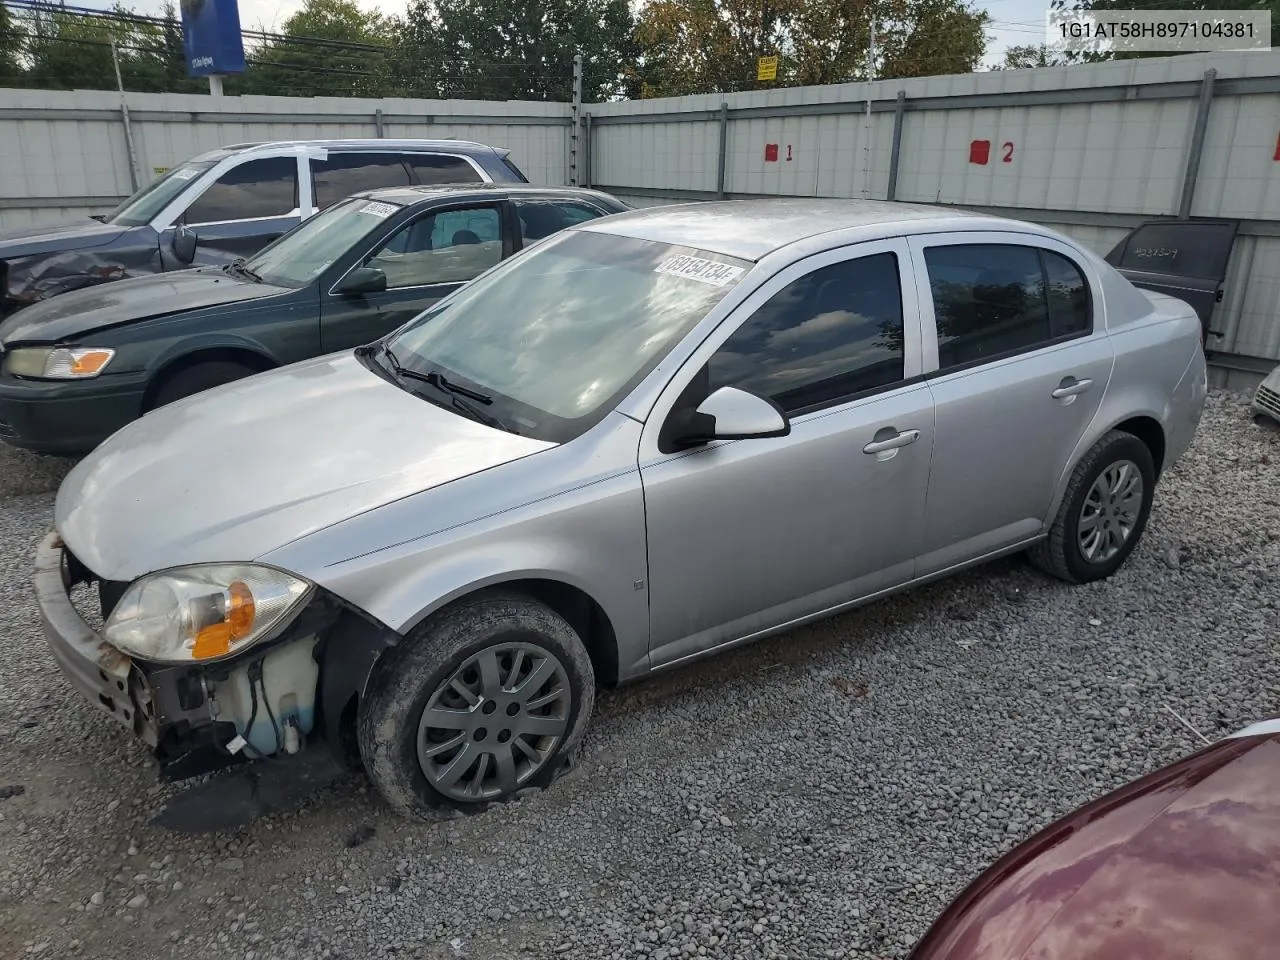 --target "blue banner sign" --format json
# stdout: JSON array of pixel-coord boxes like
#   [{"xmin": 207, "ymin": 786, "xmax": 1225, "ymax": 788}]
[{"xmin": 180, "ymin": 0, "xmax": 247, "ymax": 77}]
